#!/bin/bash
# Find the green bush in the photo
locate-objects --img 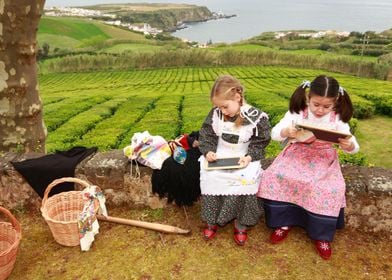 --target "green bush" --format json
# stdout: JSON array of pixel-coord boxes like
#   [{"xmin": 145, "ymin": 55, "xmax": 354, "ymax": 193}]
[
  {"xmin": 351, "ymin": 49, "xmax": 389, "ymax": 57},
  {"xmin": 359, "ymin": 92, "xmax": 392, "ymax": 116},
  {"xmin": 338, "ymin": 151, "xmax": 368, "ymax": 166},
  {"xmin": 39, "ymin": 48, "xmax": 392, "ymax": 81},
  {"xmin": 376, "ymin": 98, "xmax": 392, "ymax": 115},
  {"xmin": 351, "ymin": 97, "xmax": 375, "ymax": 119},
  {"xmin": 319, "ymin": 43, "xmax": 331, "ymax": 51},
  {"xmin": 378, "ymin": 52, "xmax": 392, "ymax": 63},
  {"xmin": 349, "ymin": 118, "xmax": 358, "ymax": 134}
]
